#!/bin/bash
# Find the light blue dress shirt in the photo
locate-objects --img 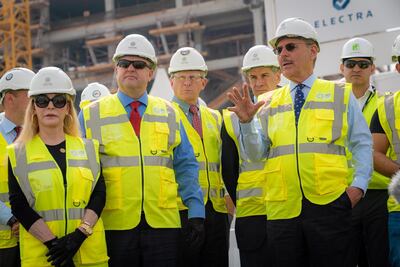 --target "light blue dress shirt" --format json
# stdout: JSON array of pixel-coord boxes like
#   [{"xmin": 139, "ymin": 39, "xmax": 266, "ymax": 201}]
[
  {"xmin": 172, "ymin": 96, "xmax": 201, "ymax": 125},
  {"xmin": 240, "ymin": 74, "xmax": 373, "ymax": 193},
  {"xmin": 79, "ymin": 91, "xmax": 205, "ymax": 218},
  {"xmin": 0, "ymin": 115, "xmax": 18, "ymax": 225}
]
